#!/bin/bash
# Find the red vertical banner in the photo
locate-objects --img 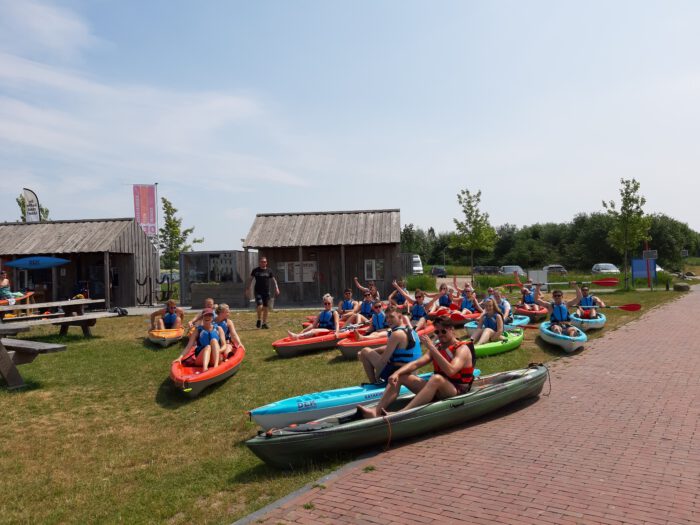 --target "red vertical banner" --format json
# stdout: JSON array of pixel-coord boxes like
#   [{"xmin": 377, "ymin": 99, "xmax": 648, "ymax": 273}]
[{"xmin": 133, "ymin": 184, "xmax": 157, "ymax": 237}]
